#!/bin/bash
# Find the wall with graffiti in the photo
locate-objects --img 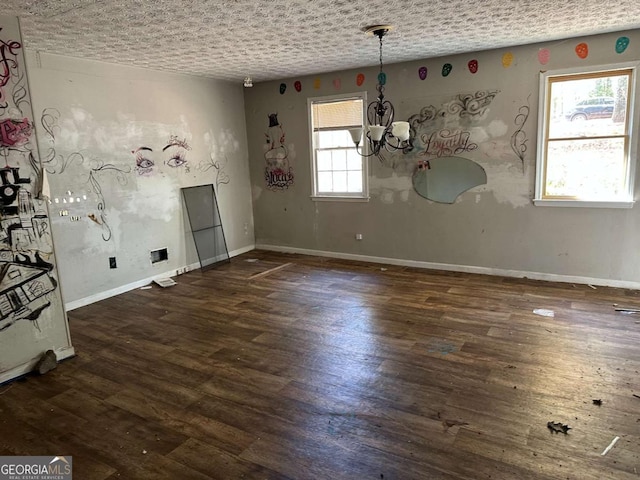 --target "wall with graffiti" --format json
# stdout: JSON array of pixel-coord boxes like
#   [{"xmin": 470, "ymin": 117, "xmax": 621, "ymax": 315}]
[
  {"xmin": 244, "ymin": 28, "xmax": 640, "ymax": 284},
  {"xmin": 24, "ymin": 50, "xmax": 253, "ymax": 306},
  {"xmin": 0, "ymin": 16, "xmax": 74, "ymax": 381}
]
